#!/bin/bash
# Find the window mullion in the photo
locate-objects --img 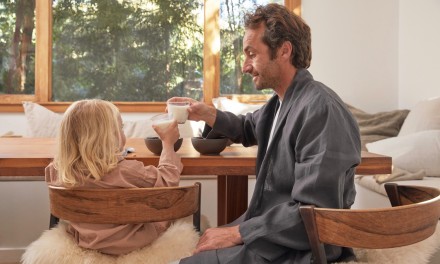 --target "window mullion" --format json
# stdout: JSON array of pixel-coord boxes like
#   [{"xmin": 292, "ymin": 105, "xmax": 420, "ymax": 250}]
[
  {"xmin": 35, "ymin": 0, "xmax": 52, "ymax": 103},
  {"xmin": 203, "ymin": 0, "xmax": 220, "ymax": 105},
  {"xmin": 285, "ymin": 0, "xmax": 302, "ymax": 16}
]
